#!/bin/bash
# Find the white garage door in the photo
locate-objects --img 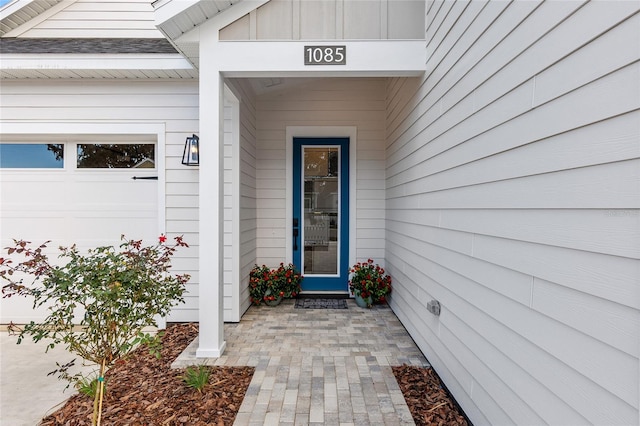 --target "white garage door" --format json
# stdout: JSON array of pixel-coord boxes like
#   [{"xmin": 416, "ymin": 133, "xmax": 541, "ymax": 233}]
[{"xmin": 0, "ymin": 141, "xmax": 159, "ymax": 323}]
